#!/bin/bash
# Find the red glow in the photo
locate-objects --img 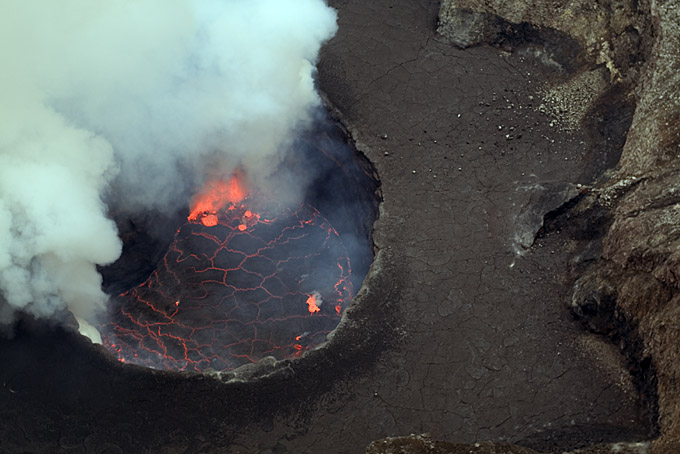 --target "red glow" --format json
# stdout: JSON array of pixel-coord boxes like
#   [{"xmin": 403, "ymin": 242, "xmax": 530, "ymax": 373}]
[
  {"xmin": 306, "ymin": 294, "xmax": 321, "ymax": 313},
  {"xmin": 188, "ymin": 175, "xmax": 247, "ymax": 225},
  {"xmin": 99, "ymin": 199, "xmax": 353, "ymax": 372},
  {"xmin": 201, "ymin": 214, "xmax": 218, "ymax": 227}
]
